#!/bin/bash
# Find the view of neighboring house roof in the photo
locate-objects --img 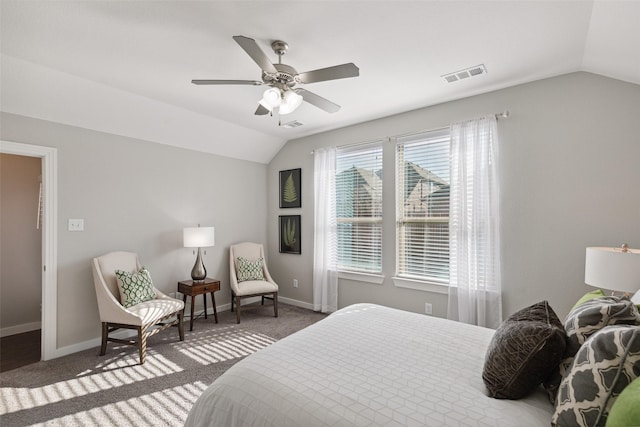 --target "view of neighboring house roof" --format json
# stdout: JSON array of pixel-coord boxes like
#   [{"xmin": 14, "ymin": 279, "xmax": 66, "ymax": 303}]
[{"xmin": 406, "ymin": 162, "xmax": 447, "ymax": 187}]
